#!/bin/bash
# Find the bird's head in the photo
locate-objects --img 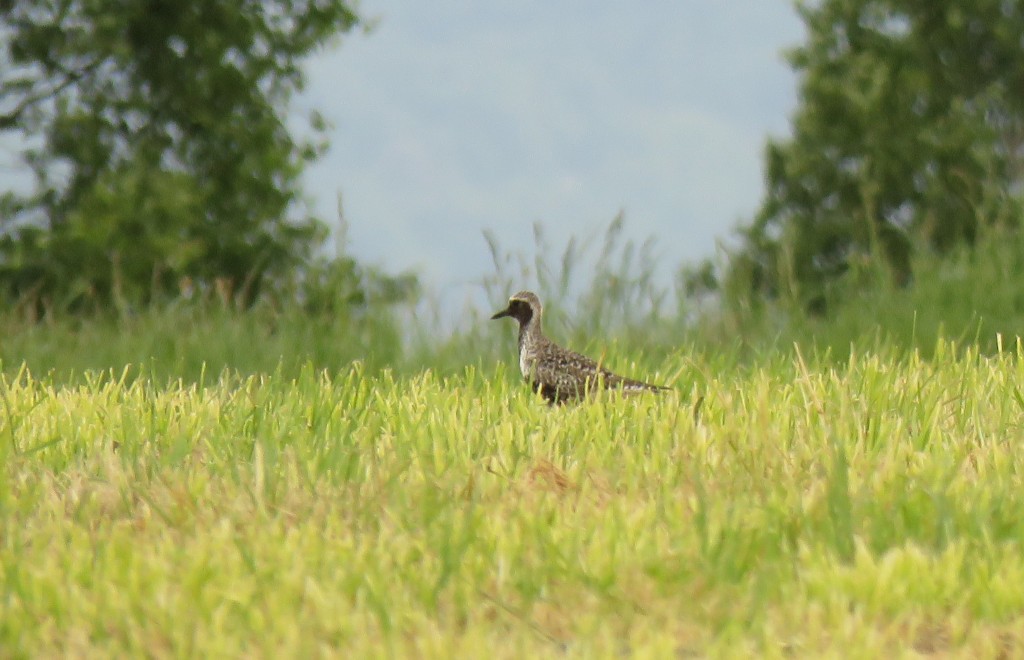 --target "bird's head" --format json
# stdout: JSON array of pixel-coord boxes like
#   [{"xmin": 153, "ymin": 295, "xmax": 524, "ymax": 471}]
[{"xmin": 491, "ymin": 290, "xmax": 542, "ymax": 326}]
